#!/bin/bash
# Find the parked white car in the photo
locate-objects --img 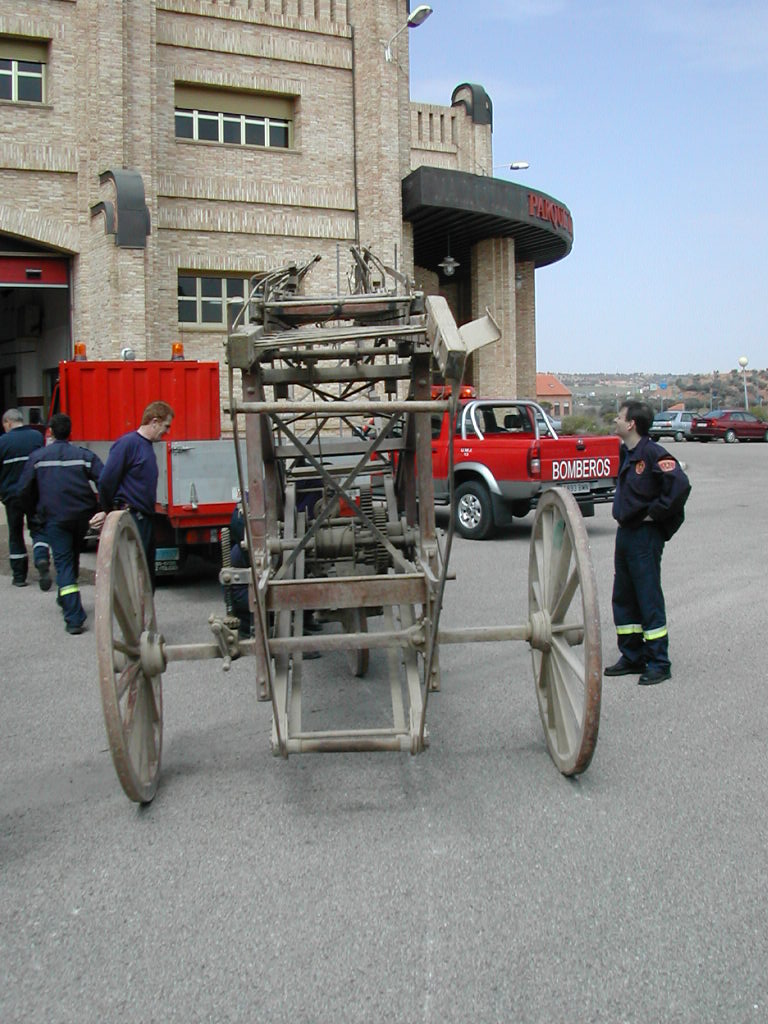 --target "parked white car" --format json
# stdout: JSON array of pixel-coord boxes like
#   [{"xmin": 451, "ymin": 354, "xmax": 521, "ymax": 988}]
[{"xmin": 649, "ymin": 410, "xmax": 697, "ymax": 442}]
